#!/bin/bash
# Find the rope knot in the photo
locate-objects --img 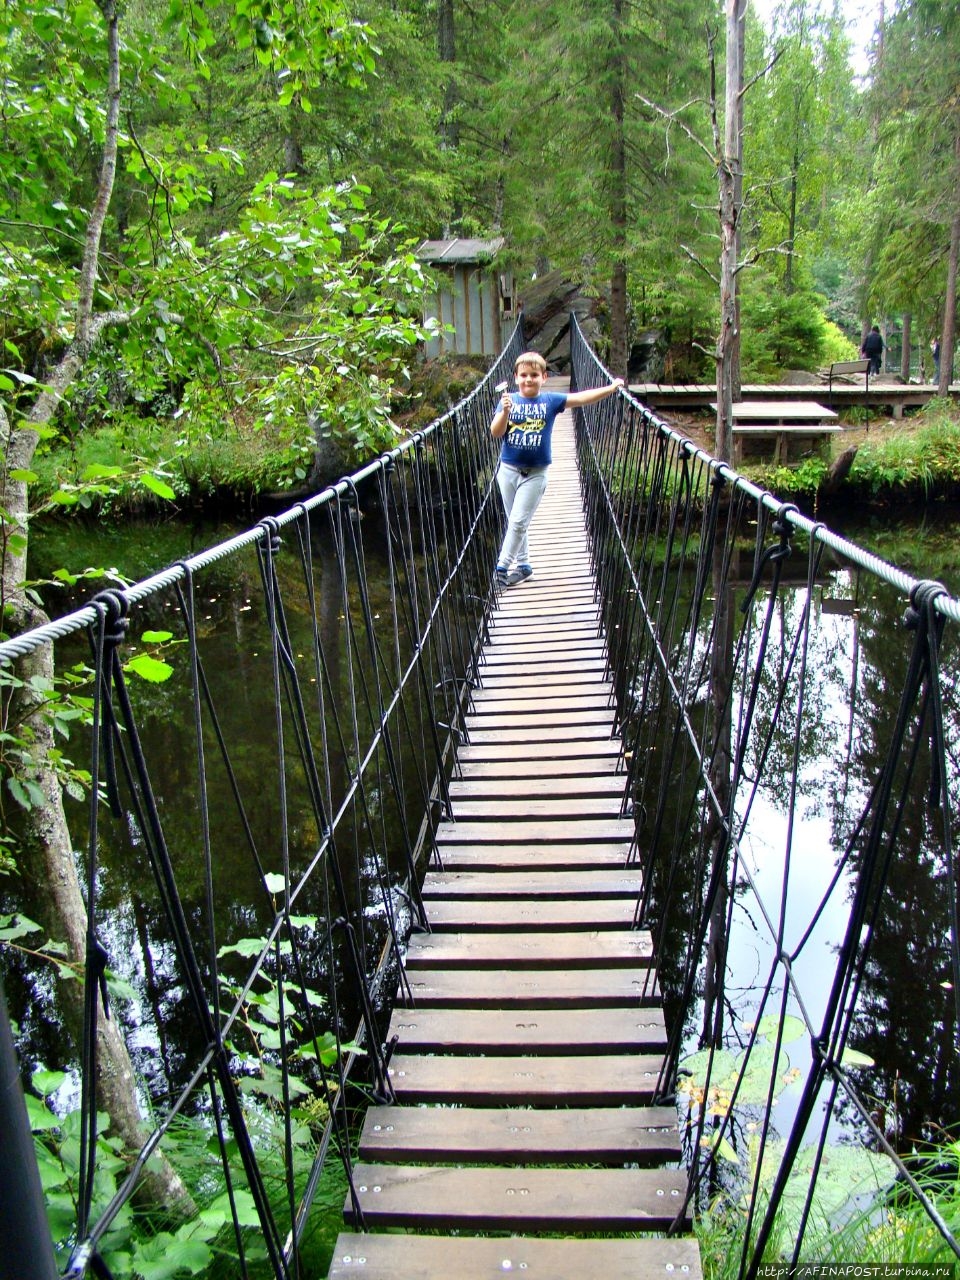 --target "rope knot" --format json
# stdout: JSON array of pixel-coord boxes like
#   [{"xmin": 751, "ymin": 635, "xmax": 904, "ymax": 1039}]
[
  {"xmin": 91, "ymin": 590, "xmax": 129, "ymax": 647},
  {"xmin": 257, "ymin": 516, "xmax": 282, "ymax": 557},
  {"xmin": 904, "ymin": 578, "xmax": 947, "ymax": 630},
  {"xmin": 771, "ymin": 502, "xmax": 799, "ymax": 553}
]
